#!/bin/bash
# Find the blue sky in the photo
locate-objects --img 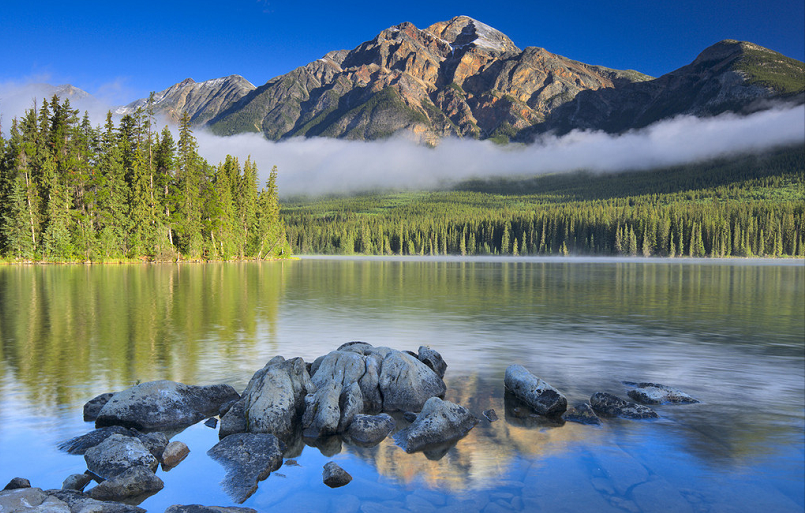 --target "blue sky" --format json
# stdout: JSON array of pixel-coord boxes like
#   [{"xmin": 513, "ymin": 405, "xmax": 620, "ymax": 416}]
[{"xmin": 2, "ymin": 0, "xmax": 804, "ymax": 104}]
